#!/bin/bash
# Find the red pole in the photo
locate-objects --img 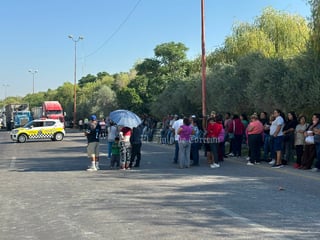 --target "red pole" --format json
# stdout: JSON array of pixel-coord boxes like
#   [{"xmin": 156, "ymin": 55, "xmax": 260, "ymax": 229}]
[{"xmin": 201, "ymin": 0, "xmax": 207, "ymax": 129}]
